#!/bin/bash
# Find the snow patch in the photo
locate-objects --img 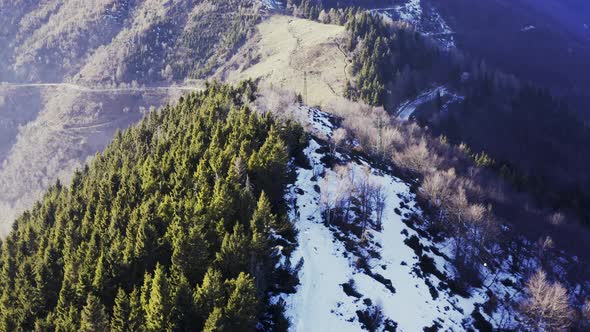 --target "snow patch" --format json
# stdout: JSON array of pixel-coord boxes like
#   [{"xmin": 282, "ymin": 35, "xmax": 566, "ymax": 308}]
[
  {"xmin": 371, "ymin": 1, "xmax": 456, "ymax": 49},
  {"xmin": 259, "ymin": 0, "xmax": 283, "ymax": 10},
  {"xmin": 396, "ymin": 0, "xmax": 423, "ymax": 24},
  {"xmin": 273, "ymin": 107, "xmax": 523, "ymax": 331}
]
